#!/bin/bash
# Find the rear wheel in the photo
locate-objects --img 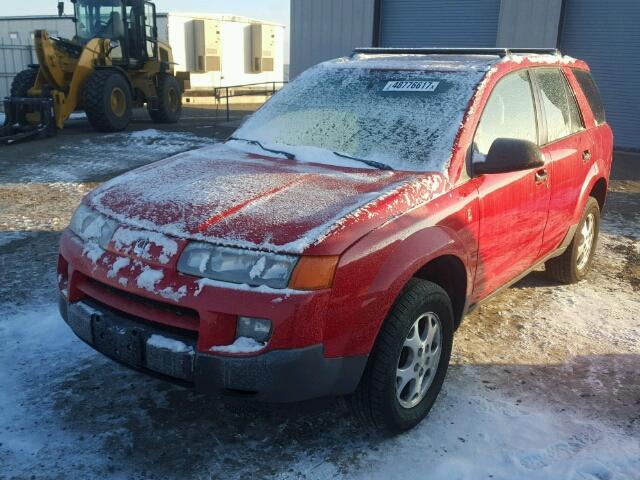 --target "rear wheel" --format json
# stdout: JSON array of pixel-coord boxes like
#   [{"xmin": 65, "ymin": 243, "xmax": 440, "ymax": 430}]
[
  {"xmin": 148, "ymin": 74, "xmax": 182, "ymax": 123},
  {"xmin": 348, "ymin": 279, "xmax": 454, "ymax": 434},
  {"xmin": 10, "ymin": 68, "xmax": 39, "ymax": 125},
  {"xmin": 83, "ymin": 70, "xmax": 132, "ymax": 132},
  {"xmin": 546, "ymin": 197, "xmax": 600, "ymax": 284}
]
